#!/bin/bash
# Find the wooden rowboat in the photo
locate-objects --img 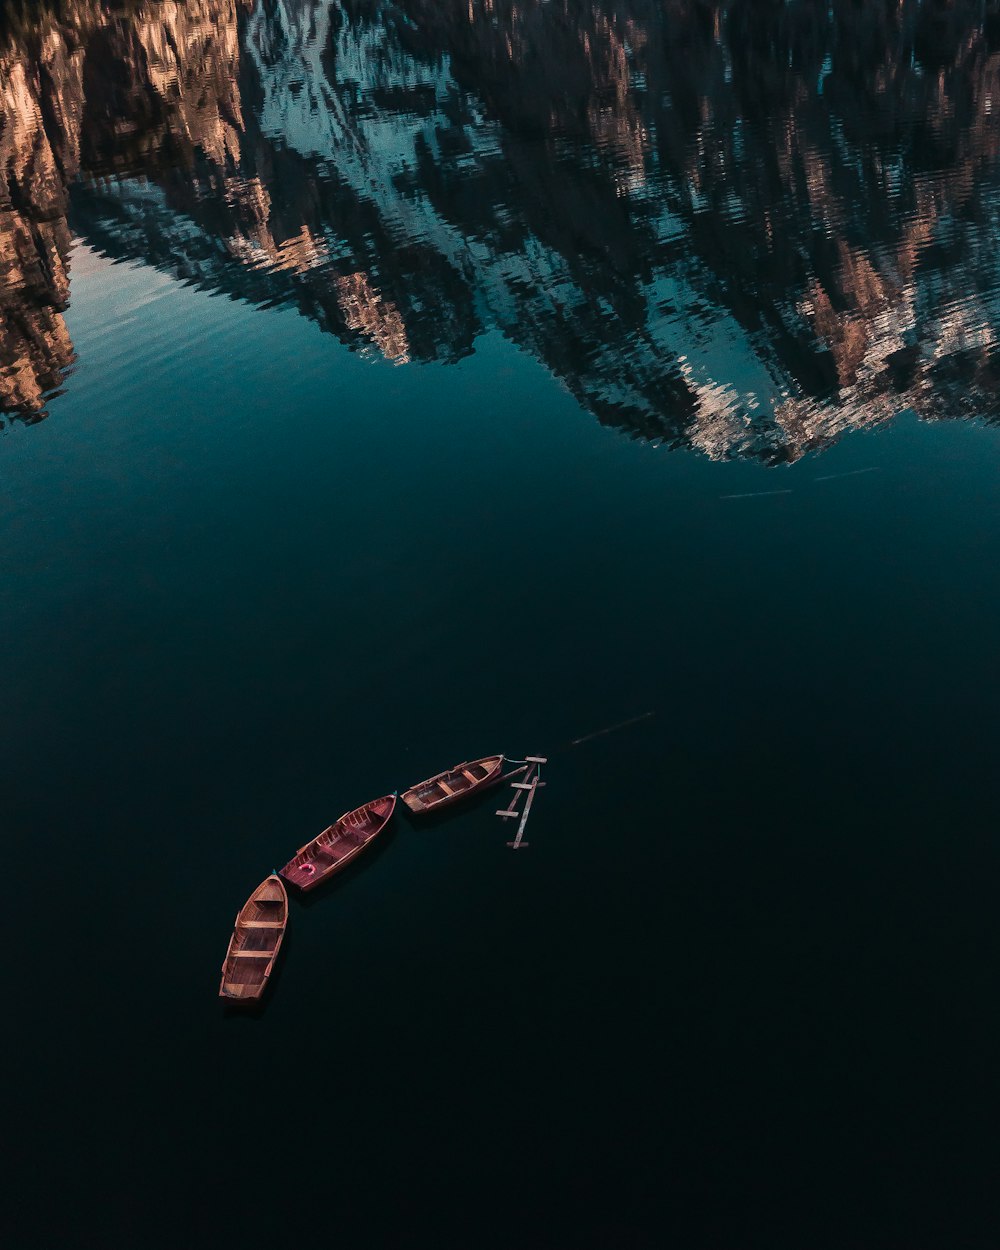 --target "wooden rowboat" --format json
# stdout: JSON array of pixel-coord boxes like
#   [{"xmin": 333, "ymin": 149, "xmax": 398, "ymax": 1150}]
[
  {"xmin": 401, "ymin": 755, "xmax": 523, "ymax": 815},
  {"xmin": 279, "ymin": 794, "xmax": 396, "ymax": 892},
  {"xmin": 219, "ymin": 874, "xmax": 288, "ymax": 1003}
]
